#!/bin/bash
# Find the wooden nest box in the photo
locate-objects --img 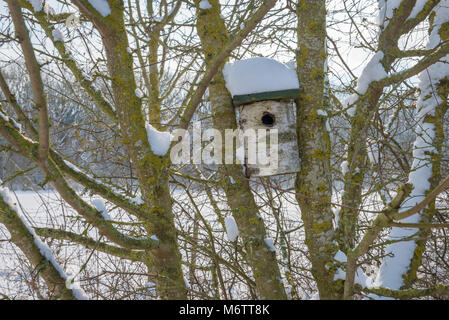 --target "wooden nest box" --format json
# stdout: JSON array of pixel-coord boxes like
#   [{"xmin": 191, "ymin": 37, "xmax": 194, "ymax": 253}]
[{"xmin": 224, "ymin": 57, "xmax": 301, "ymax": 177}]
